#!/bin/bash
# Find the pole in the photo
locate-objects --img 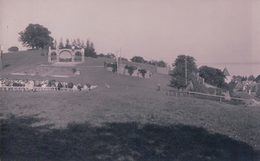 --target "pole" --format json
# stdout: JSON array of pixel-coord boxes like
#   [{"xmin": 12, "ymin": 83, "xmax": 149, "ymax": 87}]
[
  {"xmin": 117, "ymin": 54, "xmax": 119, "ymax": 75},
  {"xmin": 185, "ymin": 55, "xmax": 188, "ymax": 86}
]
